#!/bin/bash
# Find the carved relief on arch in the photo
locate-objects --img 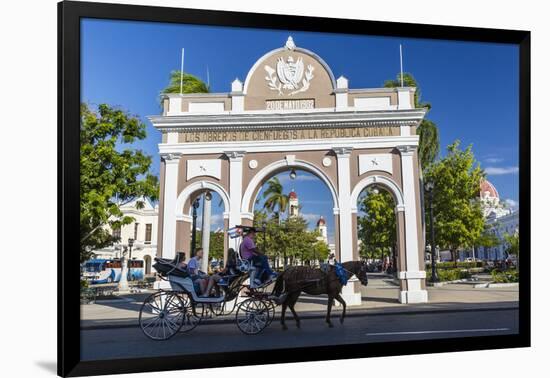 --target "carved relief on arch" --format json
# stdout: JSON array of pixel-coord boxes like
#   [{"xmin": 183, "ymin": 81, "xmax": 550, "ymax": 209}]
[
  {"xmin": 349, "ymin": 148, "xmax": 403, "ymax": 190},
  {"xmin": 243, "ymin": 40, "xmax": 337, "ymax": 110}
]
